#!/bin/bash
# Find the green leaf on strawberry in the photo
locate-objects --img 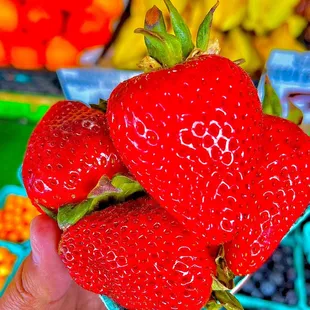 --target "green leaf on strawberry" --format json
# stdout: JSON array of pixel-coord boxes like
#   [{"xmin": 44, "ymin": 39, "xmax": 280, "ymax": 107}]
[
  {"xmin": 38, "ymin": 205, "xmax": 57, "ymax": 220},
  {"xmin": 214, "ymin": 245, "xmax": 235, "ymax": 290},
  {"xmin": 262, "ymin": 75, "xmax": 282, "ymax": 117},
  {"xmin": 196, "ymin": 0, "xmax": 219, "ymax": 51},
  {"xmin": 287, "ymin": 99, "xmax": 304, "ymax": 125},
  {"xmin": 57, "ymin": 175, "xmax": 145, "ymax": 230},
  {"xmin": 212, "ymin": 291, "xmax": 244, "ymax": 310}
]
